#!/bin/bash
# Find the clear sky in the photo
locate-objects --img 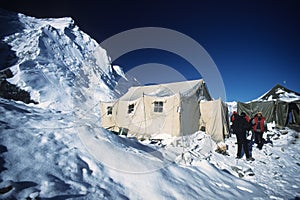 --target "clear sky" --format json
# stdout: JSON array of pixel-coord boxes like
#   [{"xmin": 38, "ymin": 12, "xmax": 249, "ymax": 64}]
[{"xmin": 1, "ymin": 0, "xmax": 300, "ymax": 102}]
